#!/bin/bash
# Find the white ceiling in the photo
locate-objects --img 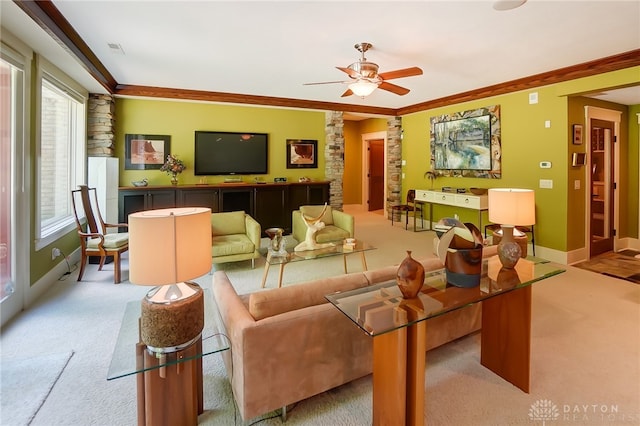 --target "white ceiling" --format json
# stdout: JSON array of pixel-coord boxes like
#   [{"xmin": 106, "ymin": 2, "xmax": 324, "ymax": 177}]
[{"xmin": 2, "ymin": 0, "xmax": 639, "ymax": 109}]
